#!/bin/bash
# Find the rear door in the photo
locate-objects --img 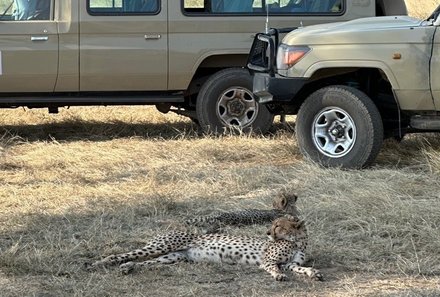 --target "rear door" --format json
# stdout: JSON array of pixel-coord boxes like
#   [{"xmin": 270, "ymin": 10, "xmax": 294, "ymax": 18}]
[
  {"xmin": 79, "ymin": 0, "xmax": 167, "ymax": 91},
  {"xmin": 170, "ymin": 0, "xmax": 375, "ymax": 90},
  {"xmin": 0, "ymin": 0, "xmax": 58, "ymax": 92},
  {"xmin": 431, "ymin": 21, "xmax": 440, "ymax": 110}
]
